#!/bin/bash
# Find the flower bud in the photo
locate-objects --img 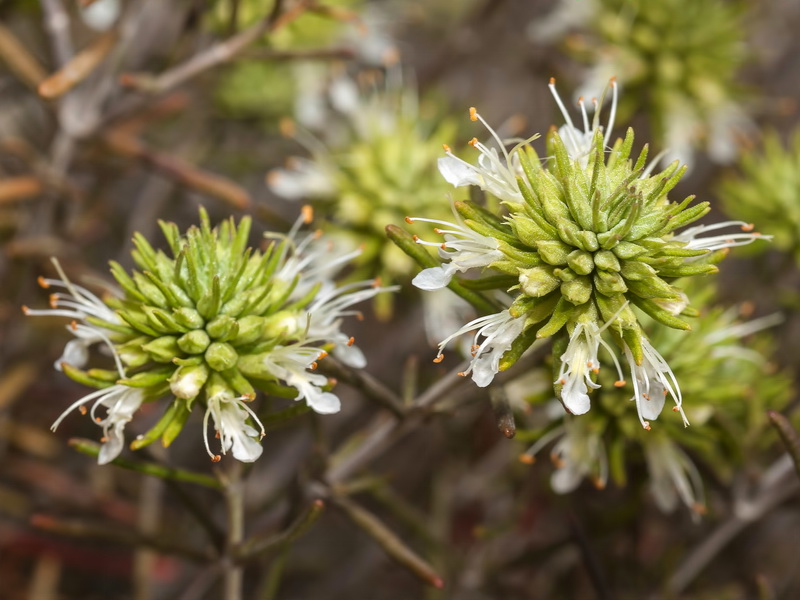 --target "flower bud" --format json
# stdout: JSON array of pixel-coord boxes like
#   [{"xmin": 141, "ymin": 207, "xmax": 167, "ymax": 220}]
[
  {"xmin": 177, "ymin": 329, "xmax": 211, "ymax": 355},
  {"xmin": 519, "ymin": 266, "xmax": 559, "ymax": 298},
  {"xmin": 170, "ymin": 363, "xmax": 209, "ymax": 400},
  {"xmin": 206, "ymin": 315, "xmax": 238, "ymax": 341},
  {"xmin": 142, "ymin": 335, "xmax": 181, "ymax": 363},
  {"xmin": 173, "ymin": 307, "xmax": 205, "ymax": 330},
  {"xmin": 205, "ymin": 342, "xmax": 238, "ymax": 372}
]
